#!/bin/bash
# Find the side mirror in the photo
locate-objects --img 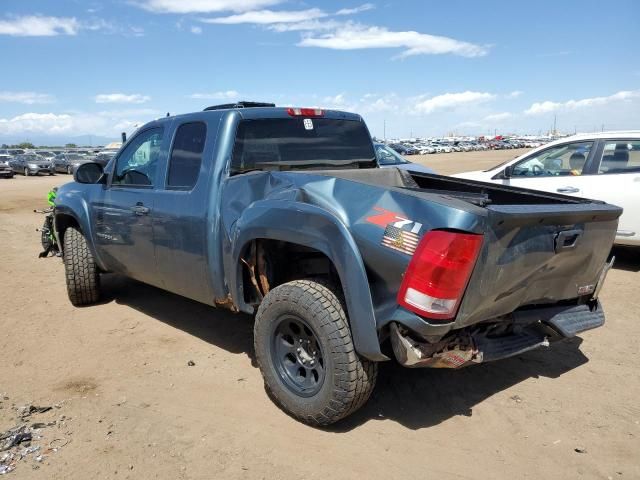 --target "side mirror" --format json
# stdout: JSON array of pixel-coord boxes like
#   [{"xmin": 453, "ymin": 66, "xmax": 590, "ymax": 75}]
[
  {"xmin": 74, "ymin": 162, "xmax": 105, "ymax": 184},
  {"xmin": 503, "ymin": 165, "xmax": 514, "ymax": 178}
]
